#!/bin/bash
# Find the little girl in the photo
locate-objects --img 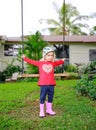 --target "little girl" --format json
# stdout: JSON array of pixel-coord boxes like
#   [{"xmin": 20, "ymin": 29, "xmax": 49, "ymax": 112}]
[{"xmin": 22, "ymin": 46, "xmax": 65, "ymax": 118}]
